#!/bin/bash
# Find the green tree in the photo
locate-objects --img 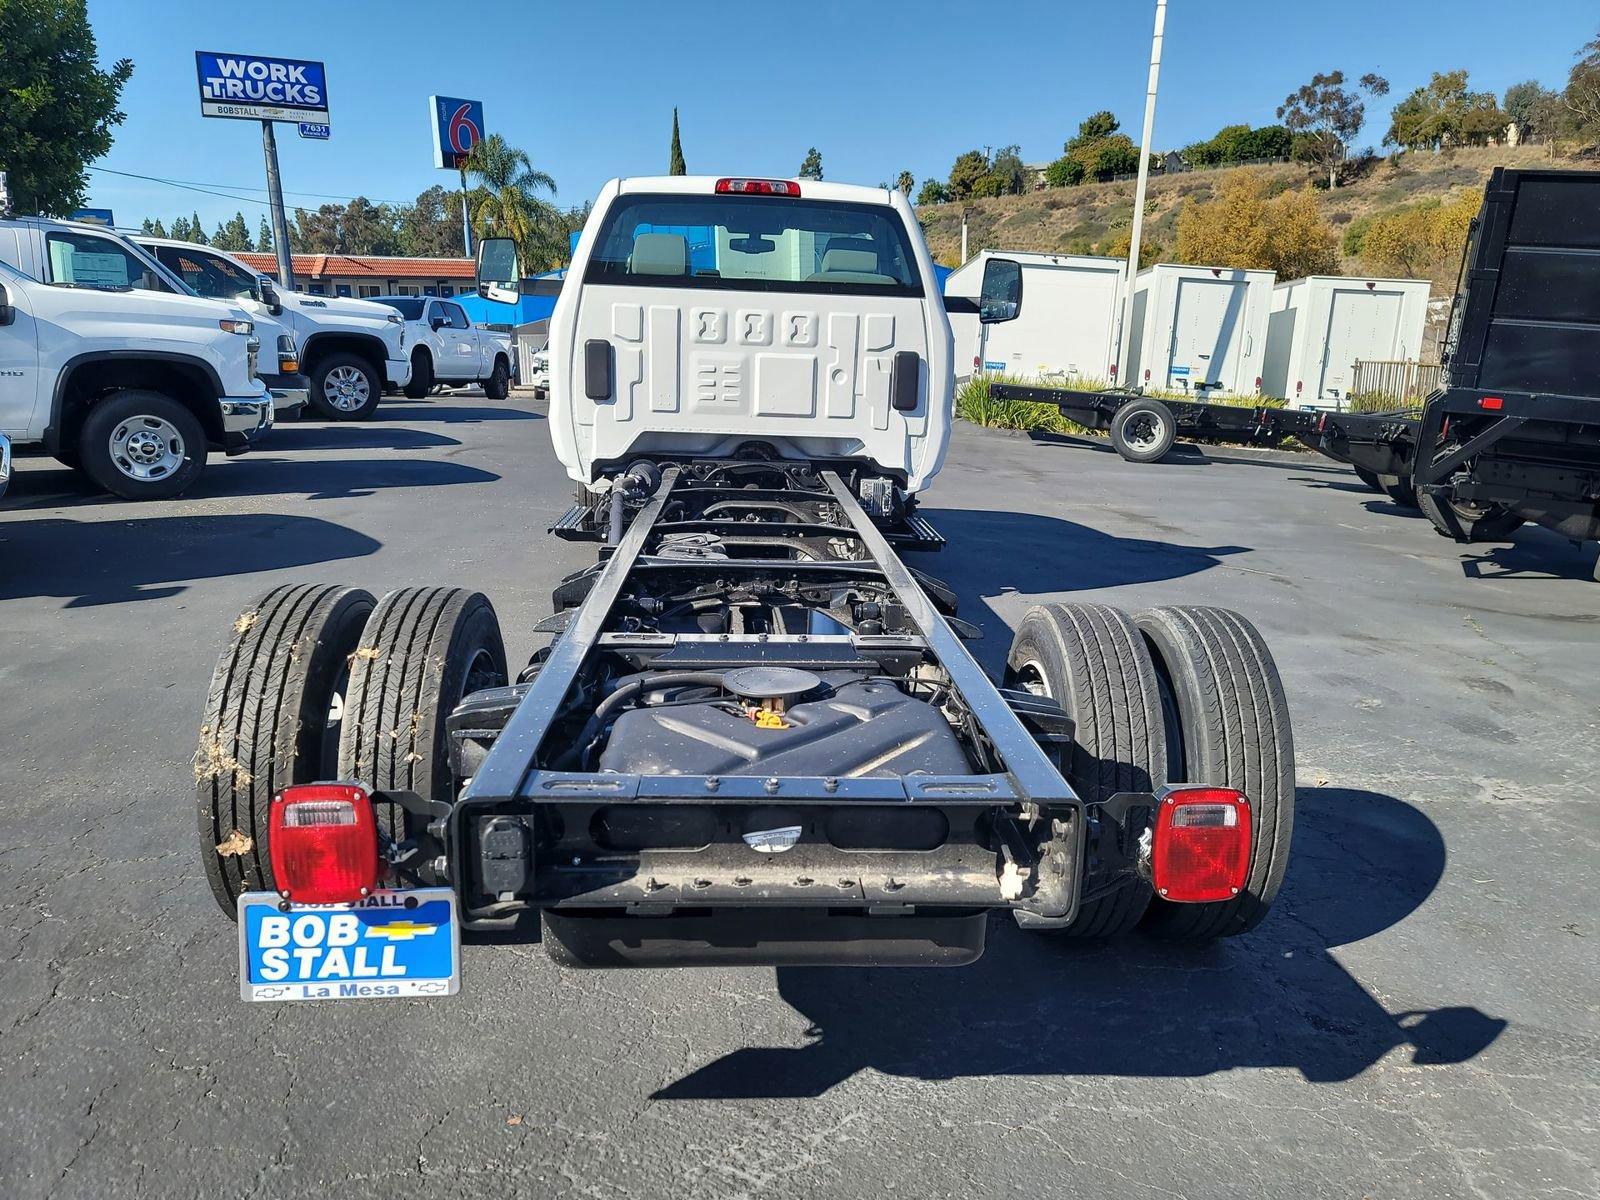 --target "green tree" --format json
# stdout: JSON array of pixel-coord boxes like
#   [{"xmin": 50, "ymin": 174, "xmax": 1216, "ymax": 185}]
[
  {"xmin": 139, "ymin": 217, "xmax": 154, "ymax": 234},
  {"xmin": 1503, "ymin": 81, "xmax": 1561, "ymax": 139},
  {"xmin": 1072, "ymin": 111, "xmax": 1119, "ymax": 144},
  {"xmin": 210, "ymin": 211, "xmax": 252, "ymax": 252},
  {"xmin": 1385, "ymin": 71, "xmax": 1506, "ymax": 150},
  {"xmin": 1564, "ymin": 29, "xmax": 1600, "ymax": 136},
  {"xmin": 395, "ymin": 184, "xmax": 463, "ymax": 257},
  {"xmin": 1174, "ymin": 171, "xmax": 1339, "ymax": 279},
  {"xmin": 915, "ymin": 178, "xmax": 949, "ymax": 205},
  {"xmin": 290, "ymin": 204, "xmax": 341, "ymax": 252},
  {"xmin": 169, "ymin": 215, "xmax": 191, "ymax": 241},
  {"xmin": 188, "ymin": 211, "xmax": 207, "ymax": 245},
  {"xmin": 668, "ymin": 108, "xmax": 686, "ymax": 175},
  {"xmin": 339, "ymin": 196, "xmax": 399, "ymax": 255},
  {"xmin": 984, "ymin": 144, "xmax": 1028, "ymax": 195},
  {"xmin": 1277, "ymin": 70, "xmax": 1389, "ymax": 187},
  {"xmin": 798, "ymin": 147, "xmax": 823, "ymax": 180},
  {"xmin": 947, "ymin": 149, "xmax": 989, "ymax": 198},
  {"xmin": 896, "ymin": 170, "xmax": 915, "ymax": 196},
  {"xmin": 257, "ymin": 216, "xmax": 273, "ymax": 253},
  {"xmin": 0, "ymin": 0, "xmax": 133, "ymax": 215},
  {"xmin": 1043, "ymin": 155, "xmax": 1085, "ymax": 187},
  {"xmin": 1063, "ymin": 112, "xmax": 1140, "ymax": 179},
  {"xmin": 463, "ymin": 132, "xmax": 561, "ymax": 270}
]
